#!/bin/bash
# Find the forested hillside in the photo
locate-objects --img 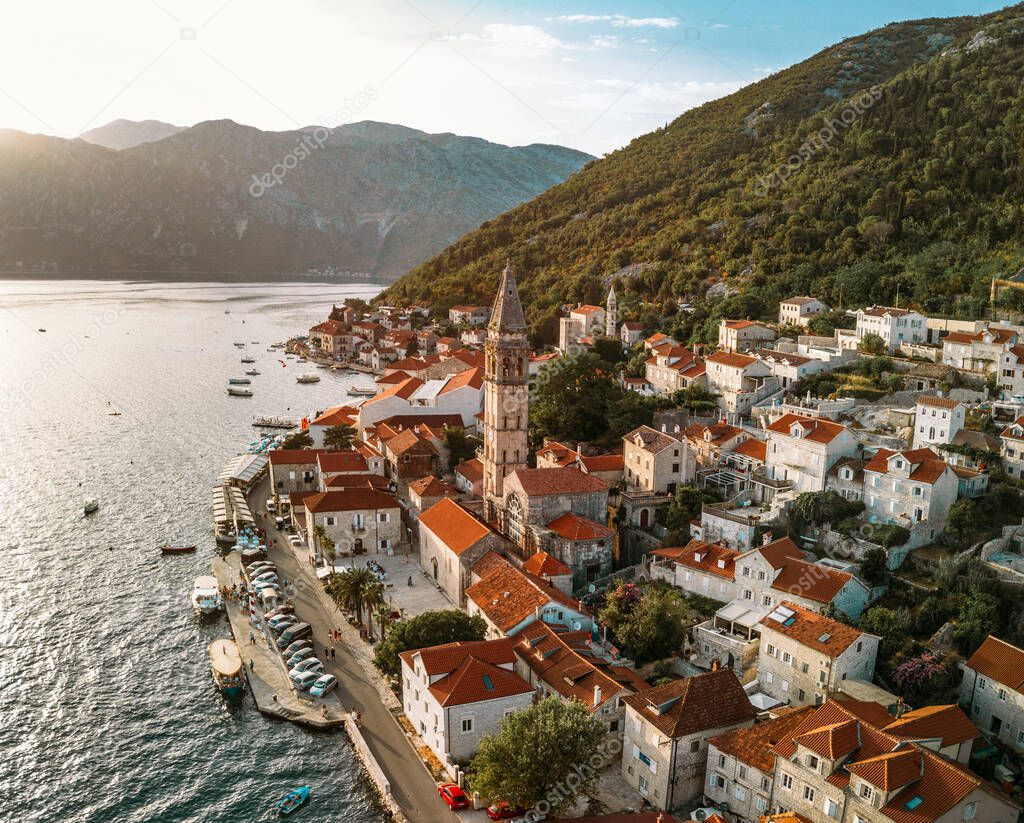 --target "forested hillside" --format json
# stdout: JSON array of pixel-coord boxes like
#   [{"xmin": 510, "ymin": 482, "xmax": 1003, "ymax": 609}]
[{"xmin": 383, "ymin": 6, "xmax": 1024, "ymax": 344}]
